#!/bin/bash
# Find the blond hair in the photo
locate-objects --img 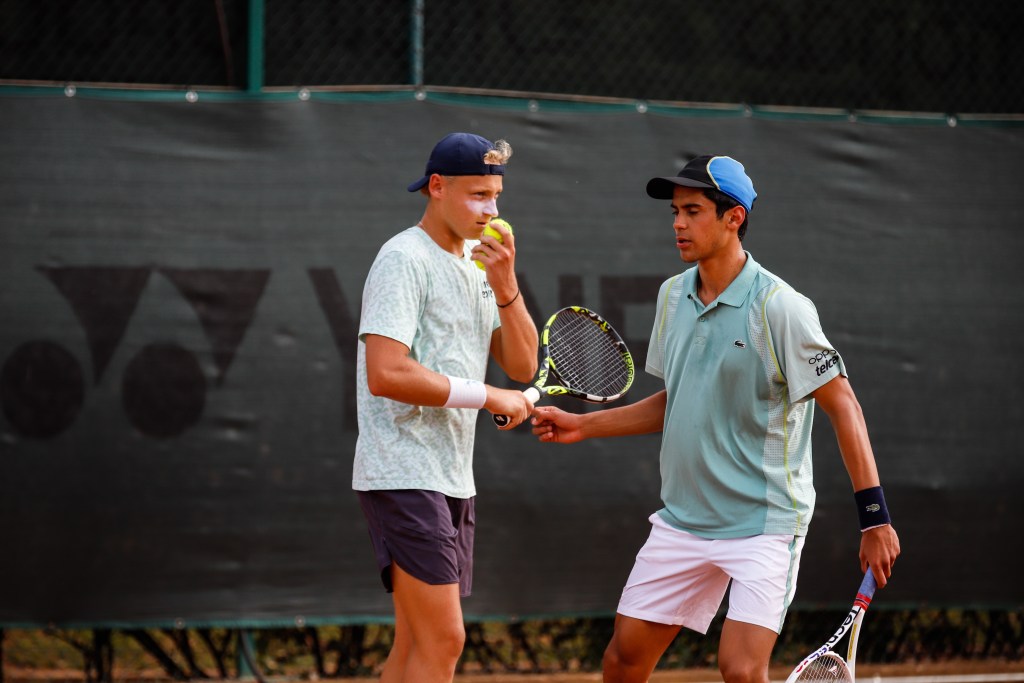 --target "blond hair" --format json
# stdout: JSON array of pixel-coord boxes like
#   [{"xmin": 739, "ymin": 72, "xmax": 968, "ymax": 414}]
[{"xmin": 483, "ymin": 139, "xmax": 512, "ymax": 166}]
